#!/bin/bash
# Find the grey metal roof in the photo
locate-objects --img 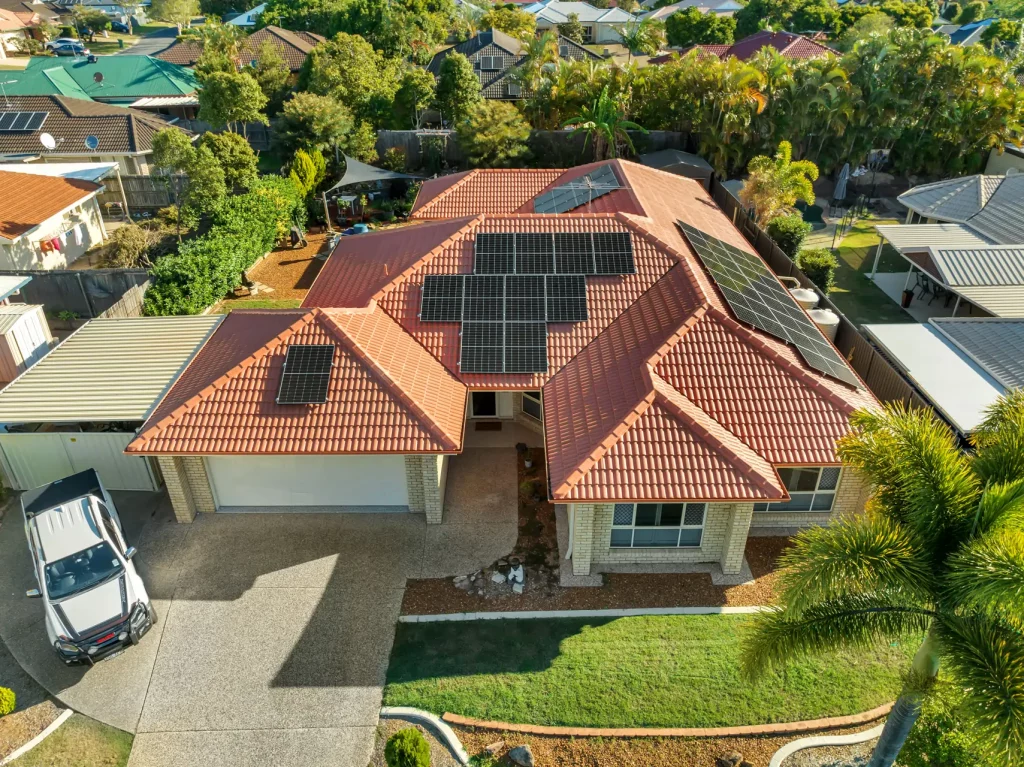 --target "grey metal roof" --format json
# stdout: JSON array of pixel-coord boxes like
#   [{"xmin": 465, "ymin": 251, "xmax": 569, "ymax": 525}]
[
  {"xmin": 932, "ymin": 318, "xmax": 1024, "ymax": 390},
  {"xmin": 931, "ymin": 246, "xmax": 1024, "ymax": 287},
  {"xmin": 0, "ymin": 275, "xmax": 31, "ymax": 302},
  {"xmin": 0, "ymin": 303, "xmax": 39, "ymax": 335},
  {"xmin": 875, "ymin": 223, "xmax": 992, "ymax": 251},
  {"xmin": 639, "ymin": 149, "xmax": 714, "ymax": 174},
  {"xmin": 0, "ymin": 316, "xmax": 222, "ymax": 423},
  {"xmin": 897, "ymin": 174, "xmax": 1024, "ymax": 245}
]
